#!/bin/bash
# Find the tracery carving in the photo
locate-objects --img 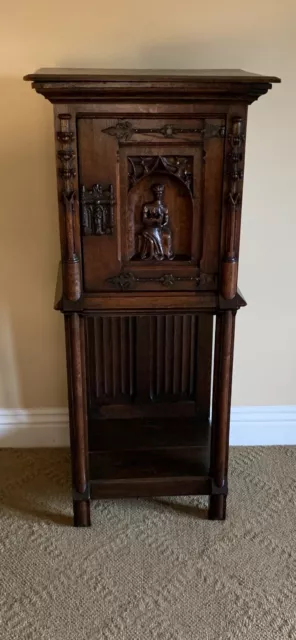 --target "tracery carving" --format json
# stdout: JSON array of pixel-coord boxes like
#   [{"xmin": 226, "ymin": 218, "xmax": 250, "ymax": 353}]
[
  {"xmin": 80, "ymin": 184, "xmax": 115, "ymax": 235},
  {"xmin": 128, "ymin": 156, "xmax": 193, "ymax": 193}
]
